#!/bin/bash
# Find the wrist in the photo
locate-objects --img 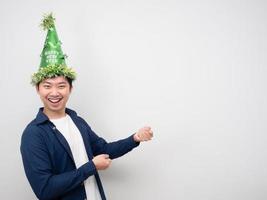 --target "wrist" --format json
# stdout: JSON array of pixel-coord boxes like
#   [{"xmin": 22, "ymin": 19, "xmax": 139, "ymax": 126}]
[{"xmin": 133, "ymin": 133, "xmax": 140, "ymax": 142}]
